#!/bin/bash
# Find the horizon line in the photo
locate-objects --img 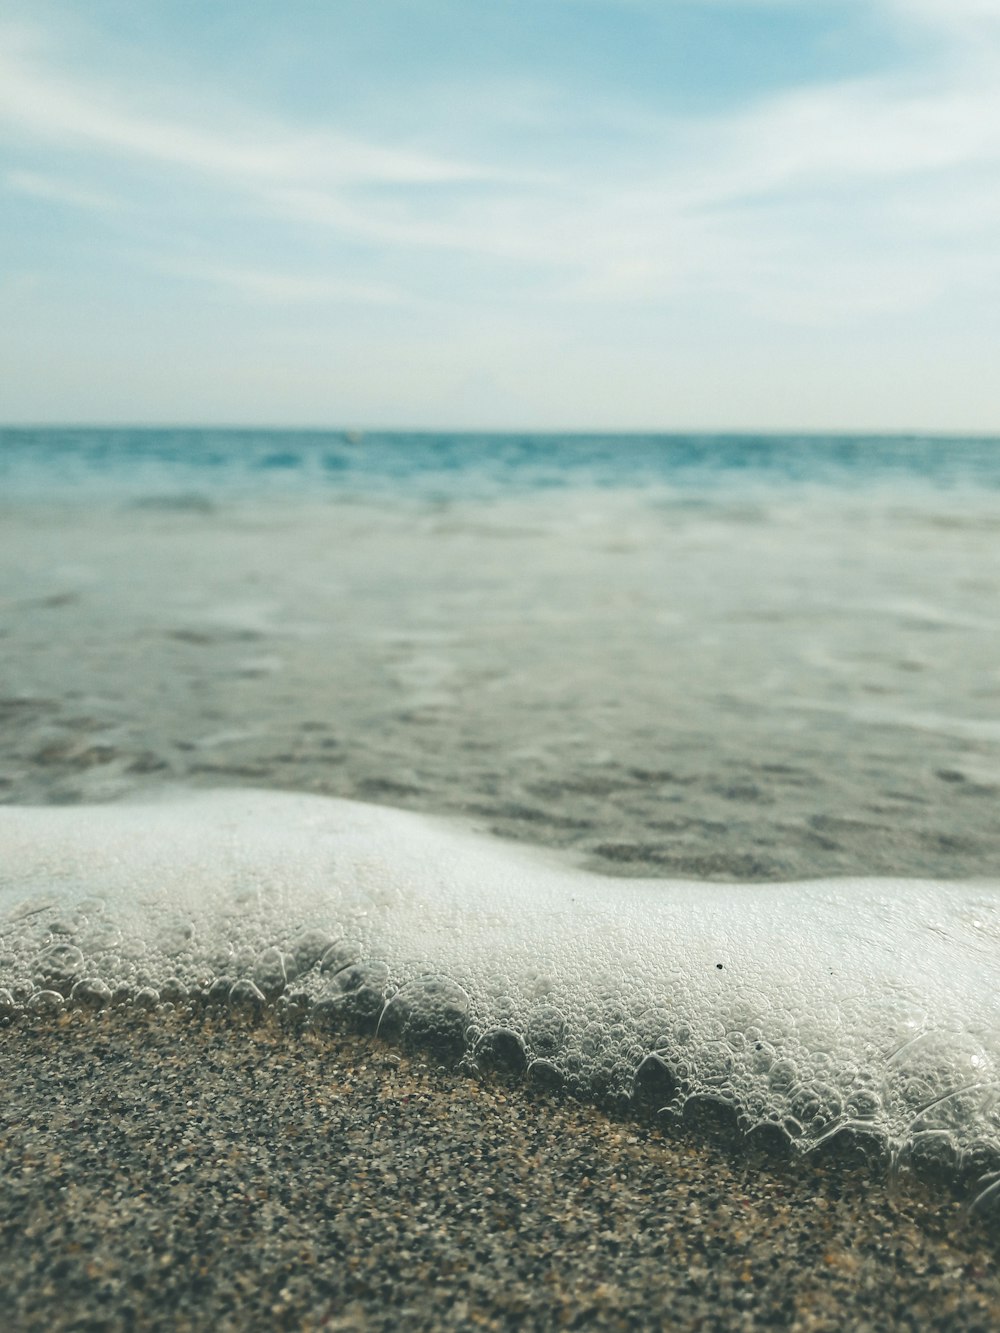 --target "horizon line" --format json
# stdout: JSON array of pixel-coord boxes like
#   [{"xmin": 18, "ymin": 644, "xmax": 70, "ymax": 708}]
[{"xmin": 3, "ymin": 423, "xmax": 1000, "ymax": 440}]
